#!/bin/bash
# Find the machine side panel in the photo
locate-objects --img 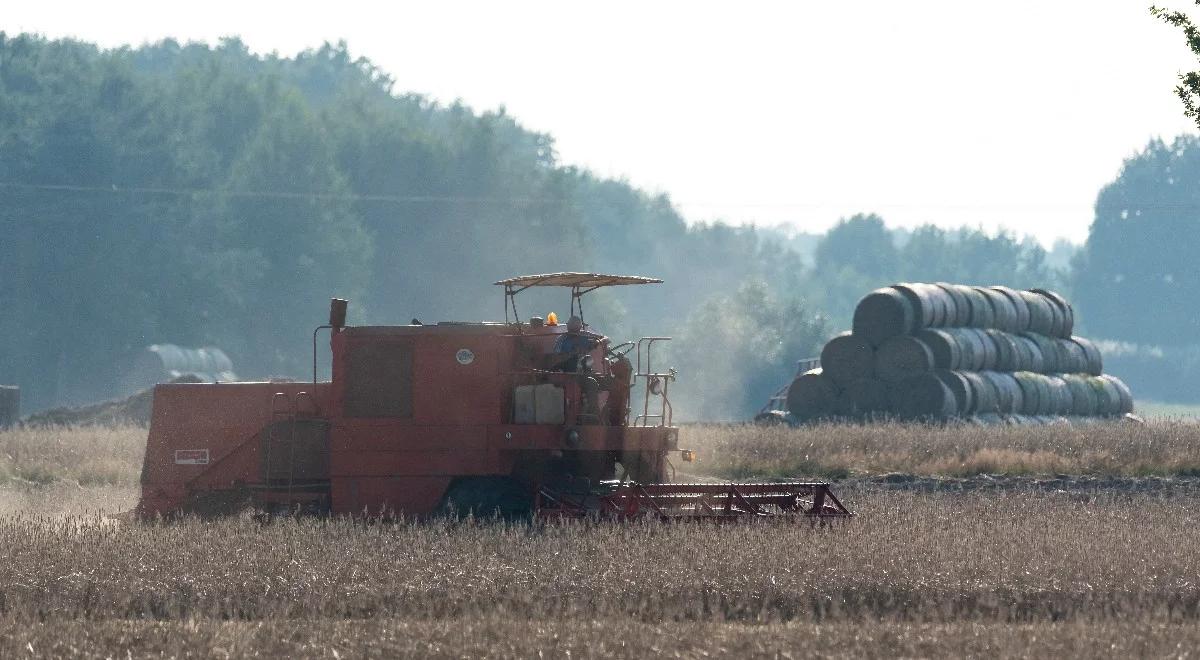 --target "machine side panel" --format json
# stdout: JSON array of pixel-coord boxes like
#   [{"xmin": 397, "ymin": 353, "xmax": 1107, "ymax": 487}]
[
  {"xmin": 138, "ymin": 382, "xmax": 331, "ymax": 514},
  {"xmin": 329, "ymin": 424, "xmax": 491, "ymax": 475},
  {"xmin": 412, "ymin": 334, "xmax": 502, "ymax": 426}
]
